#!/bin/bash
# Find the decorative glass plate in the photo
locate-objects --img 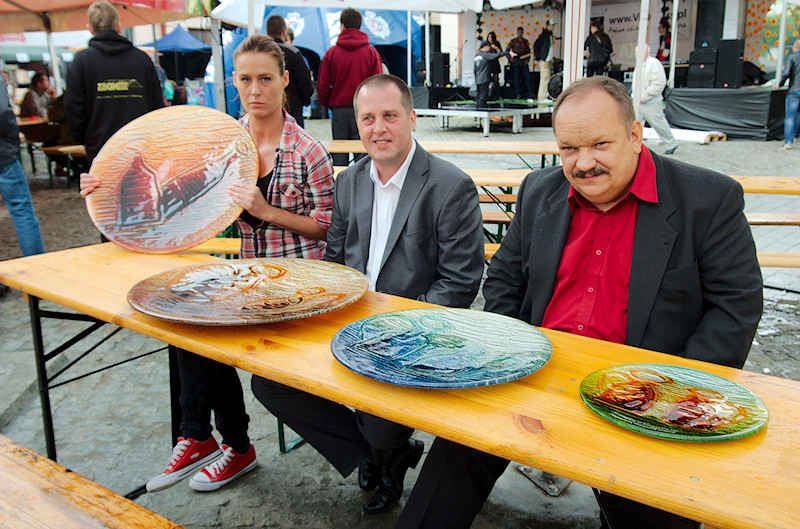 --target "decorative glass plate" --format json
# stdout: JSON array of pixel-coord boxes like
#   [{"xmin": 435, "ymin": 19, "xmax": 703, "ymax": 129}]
[
  {"xmin": 580, "ymin": 363, "xmax": 769, "ymax": 442},
  {"xmin": 331, "ymin": 308, "xmax": 552, "ymax": 388},
  {"xmin": 87, "ymin": 106, "xmax": 258, "ymax": 253},
  {"xmin": 127, "ymin": 258, "xmax": 368, "ymax": 325}
]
